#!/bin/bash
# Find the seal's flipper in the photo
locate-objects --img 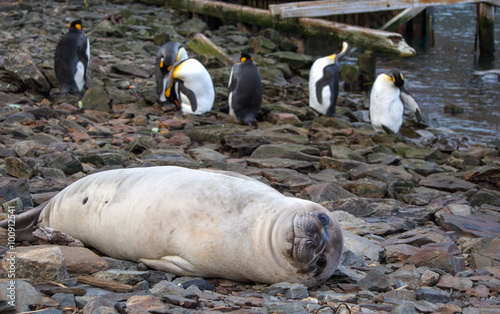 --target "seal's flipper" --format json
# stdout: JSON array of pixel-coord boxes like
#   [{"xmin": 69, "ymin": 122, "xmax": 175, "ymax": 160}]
[
  {"xmin": 0, "ymin": 202, "xmax": 48, "ymax": 243},
  {"xmin": 139, "ymin": 256, "xmax": 196, "ymax": 276},
  {"xmin": 0, "ymin": 201, "xmax": 48, "ymax": 230}
]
